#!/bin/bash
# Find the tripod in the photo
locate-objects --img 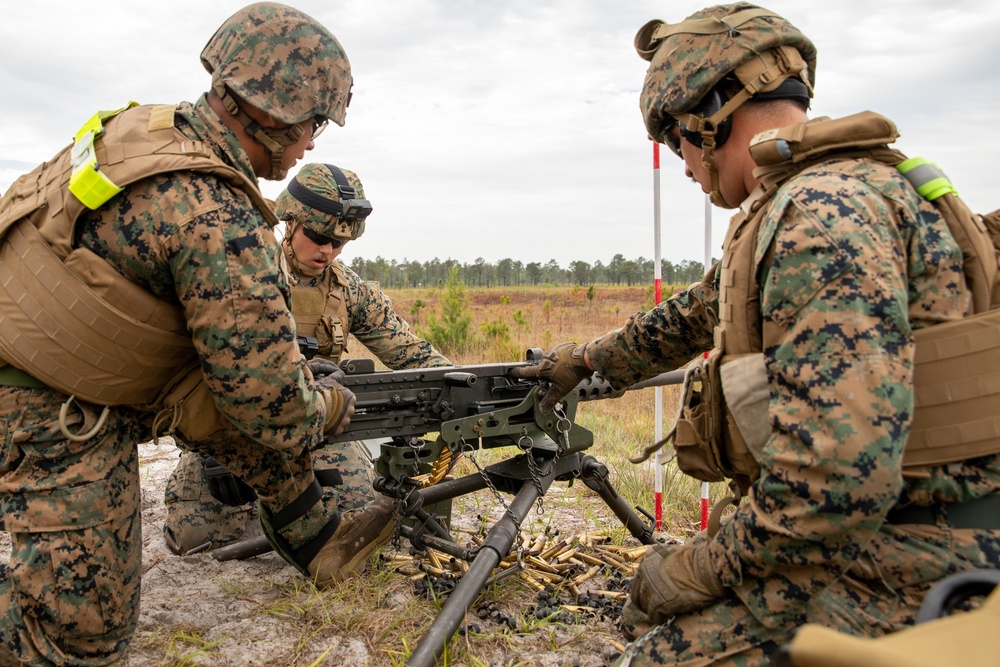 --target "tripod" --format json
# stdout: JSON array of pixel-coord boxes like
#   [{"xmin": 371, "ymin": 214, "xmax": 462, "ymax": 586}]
[{"xmin": 375, "ymin": 431, "xmax": 657, "ymax": 667}]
